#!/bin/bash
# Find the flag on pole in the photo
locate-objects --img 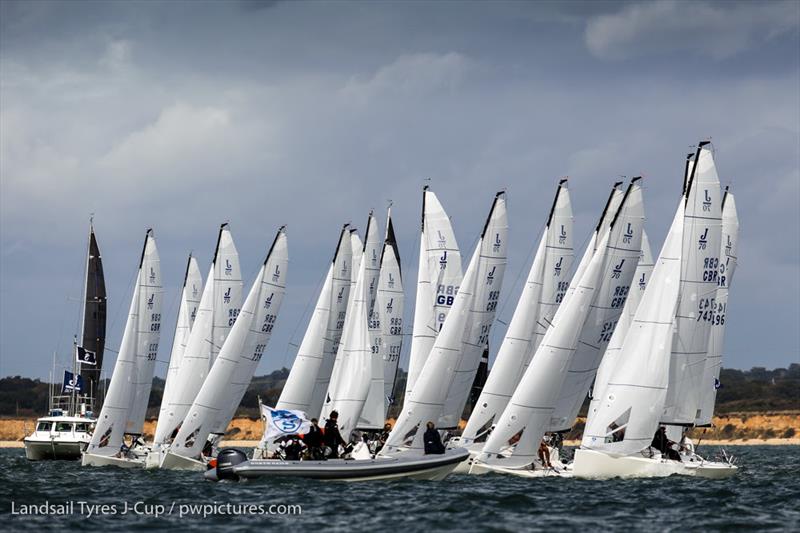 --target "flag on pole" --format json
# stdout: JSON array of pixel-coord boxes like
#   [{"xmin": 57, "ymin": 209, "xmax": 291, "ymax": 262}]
[
  {"xmin": 76, "ymin": 346, "xmax": 97, "ymax": 365},
  {"xmin": 62, "ymin": 371, "xmax": 84, "ymax": 394},
  {"xmin": 260, "ymin": 404, "xmax": 311, "ymax": 442}
]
